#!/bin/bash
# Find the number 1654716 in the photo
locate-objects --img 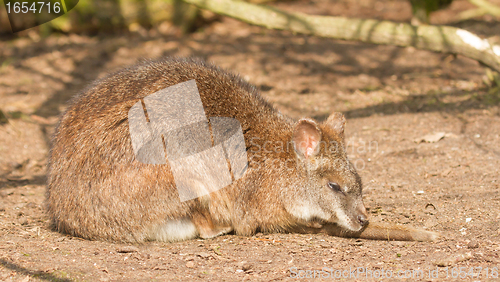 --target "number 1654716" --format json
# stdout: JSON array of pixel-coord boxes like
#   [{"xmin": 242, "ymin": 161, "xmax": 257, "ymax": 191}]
[
  {"xmin": 5, "ymin": 1, "xmax": 62, "ymax": 14},
  {"xmin": 443, "ymin": 267, "xmax": 498, "ymax": 279}
]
